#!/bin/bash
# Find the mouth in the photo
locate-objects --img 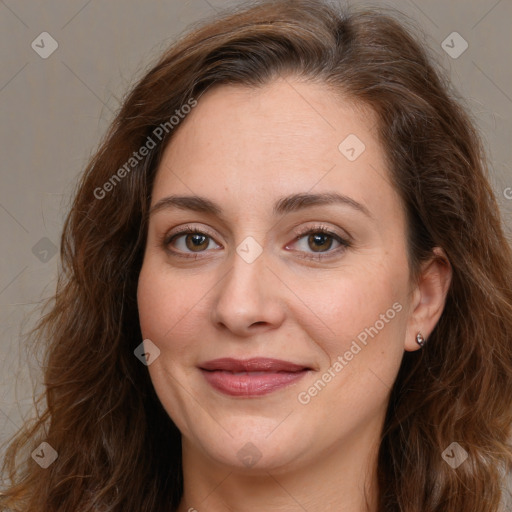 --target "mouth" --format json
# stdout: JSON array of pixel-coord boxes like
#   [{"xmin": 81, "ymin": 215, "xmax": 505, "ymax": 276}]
[{"xmin": 198, "ymin": 358, "xmax": 312, "ymax": 397}]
